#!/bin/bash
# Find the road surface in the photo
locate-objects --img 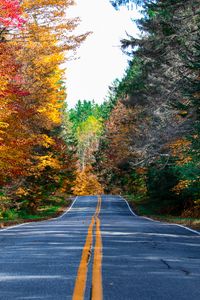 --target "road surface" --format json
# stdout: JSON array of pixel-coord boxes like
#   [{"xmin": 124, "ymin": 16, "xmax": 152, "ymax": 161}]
[{"xmin": 0, "ymin": 195, "xmax": 200, "ymax": 300}]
